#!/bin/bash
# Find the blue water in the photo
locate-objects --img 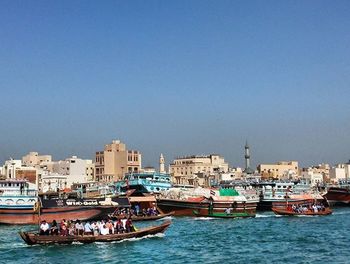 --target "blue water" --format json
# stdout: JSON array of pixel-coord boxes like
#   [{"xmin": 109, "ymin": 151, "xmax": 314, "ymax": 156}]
[{"xmin": 1, "ymin": 208, "xmax": 350, "ymax": 264}]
